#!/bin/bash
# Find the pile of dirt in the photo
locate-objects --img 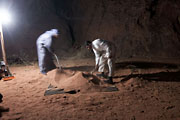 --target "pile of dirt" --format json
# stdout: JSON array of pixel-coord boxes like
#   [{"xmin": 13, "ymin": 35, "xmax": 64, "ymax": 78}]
[
  {"xmin": 46, "ymin": 68, "xmax": 152, "ymax": 94},
  {"xmin": 47, "ymin": 69, "xmax": 109, "ymax": 93}
]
